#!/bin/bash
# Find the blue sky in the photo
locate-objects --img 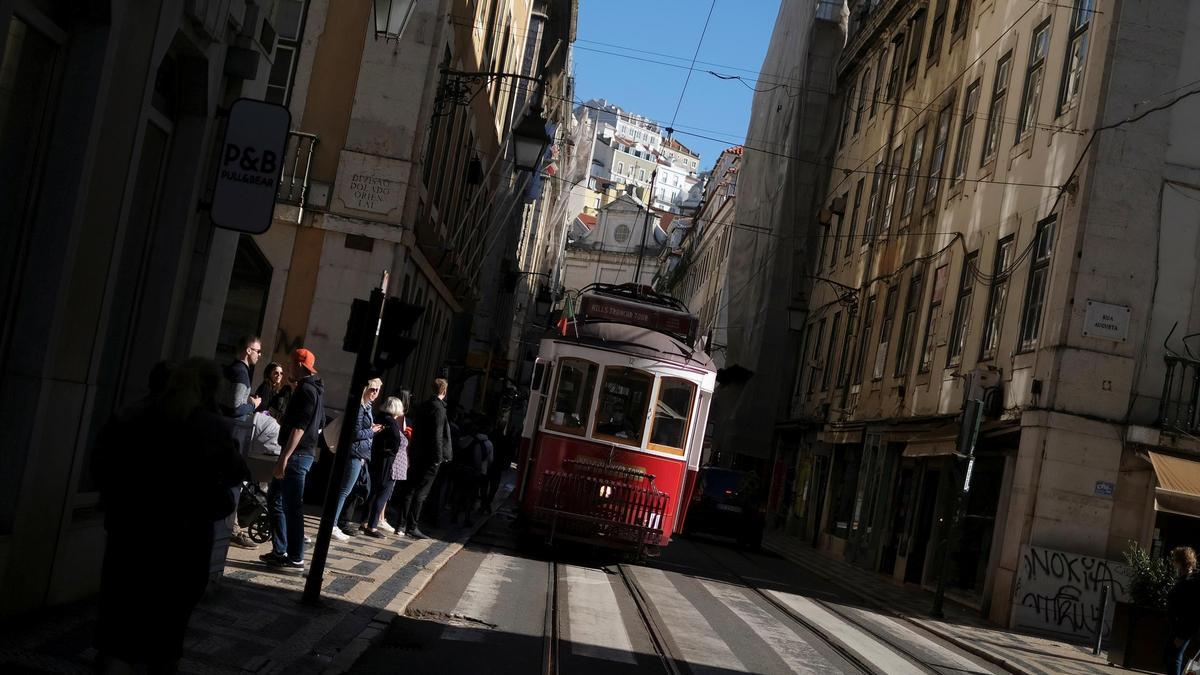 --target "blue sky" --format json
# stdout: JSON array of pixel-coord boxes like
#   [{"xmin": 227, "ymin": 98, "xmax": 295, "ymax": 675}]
[{"xmin": 573, "ymin": 0, "xmax": 783, "ymax": 171}]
